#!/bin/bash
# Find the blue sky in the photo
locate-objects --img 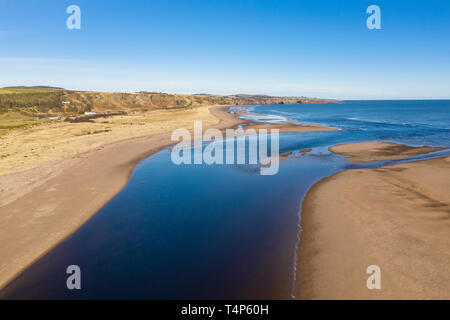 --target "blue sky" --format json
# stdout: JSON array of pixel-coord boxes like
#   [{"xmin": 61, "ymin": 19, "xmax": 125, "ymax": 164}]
[{"xmin": 0, "ymin": 0, "xmax": 449, "ymax": 99}]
